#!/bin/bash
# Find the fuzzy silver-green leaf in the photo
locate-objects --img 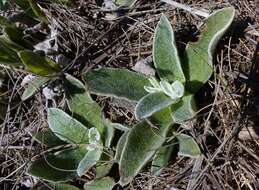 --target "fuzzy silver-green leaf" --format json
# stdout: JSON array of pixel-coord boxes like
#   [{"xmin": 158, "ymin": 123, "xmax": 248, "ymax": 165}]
[
  {"xmin": 119, "ymin": 108, "xmax": 173, "ymax": 186},
  {"xmin": 47, "ymin": 108, "xmax": 89, "ymax": 144},
  {"xmin": 151, "ymin": 145, "xmax": 174, "ymax": 175},
  {"xmin": 153, "ymin": 14, "xmax": 185, "ymax": 83},
  {"xmin": 84, "ymin": 68, "xmax": 149, "ymax": 101},
  {"xmin": 77, "ymin": 148, "xmax": 102, "ymax": 177},
  {"xmin": 22, "ymin": 76, "xmax": 50, "ymax": 101},
  {"xmin": 27, "ymin": 148, "xmax": 86, "ymax": 182},
  {"xmin": 171, "ymin": 93, "xmax": 196, "ymax": 123},
  {"xmin": 183, "ymin": 7, "xmax": 235, "ymax": 92},
  {"xmin": 65, "ymin": 74, "xmax": 105, "ymax": 136},
  {"xmin": 177, "ymin": 134, "xmax": 201, "ymax": 158},
  {"xmin": 135, "ymin": 92, "xmax": 177, "ymax": 120},
  {"xmin": 84, "ymin": 177, "xmax": 115, "ymax": 190}
]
